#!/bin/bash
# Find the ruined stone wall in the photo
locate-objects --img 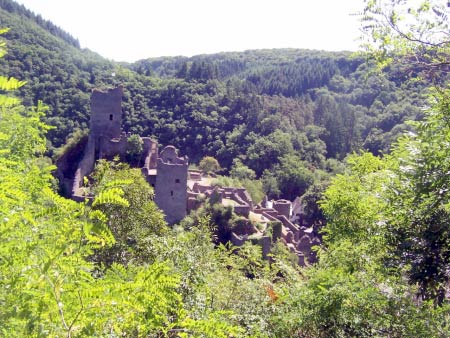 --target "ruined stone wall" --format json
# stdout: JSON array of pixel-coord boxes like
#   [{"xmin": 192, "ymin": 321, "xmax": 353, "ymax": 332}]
[
  {"xmin": 273, "ymin": 199, "xmax": 291, "ymax": 219},
  {"xmin": 141, "ymin": 138, "xmax": 158, "ymax": 187},
  {"xmin": 154, "ymin": 146, "xmax": 188, "ymax": 224},
  {"xmin": 69, "ymin": 87, "xmax": 123, "ymax": 198},
  {"xmin": 90, "ymin": 86, "xmax": 123, "ymax": 140},
  {"xmin": 191, "ymin": 183, "xmax": 210, "ymax": 193},
  {"xmin": 230, "ymin": 232, "xmax": 246, "ymax": 247},
  {"xmin": 234, "ymin": 188, "xmax": 252, "ymax": 206},
  {"xmin": 72, "ymin": 136, "xmax": 96, "ymax": 198},
  {"xmin": 188, "ymin": 170, "xmax": 202, "ymax": 181},
  {"xmin": 276, "ymin": 215, "xmax": 300, "ymax": 240},
  {"xmin": 142, "ymin": 137, "xmax": 158, "ymax": 170},
  {"xmin": 187, "ymin": 195, "xmax": 201, "ymax": 212},
  {"xmin": 99, "ymin": 135, "xmax": 127, "ymax": 159},
  {"xmin": 233, "ymin": 205, "xmax": 251, "ymax": 217},
  {"xmin": 54, "ymin": 135, "xmax": 88, "ymax": 197}
]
